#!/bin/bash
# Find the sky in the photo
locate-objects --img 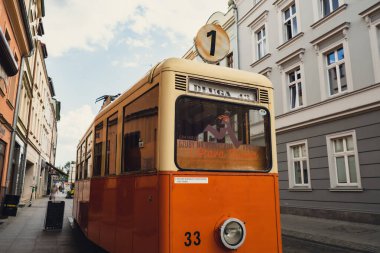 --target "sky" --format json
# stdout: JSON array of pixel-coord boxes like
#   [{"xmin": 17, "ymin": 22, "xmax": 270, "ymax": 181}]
[{"xmin": 44, "ymin": 0, "xmax": 229, "ymax": 167}]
